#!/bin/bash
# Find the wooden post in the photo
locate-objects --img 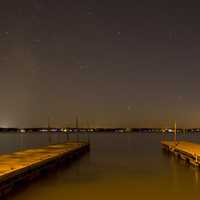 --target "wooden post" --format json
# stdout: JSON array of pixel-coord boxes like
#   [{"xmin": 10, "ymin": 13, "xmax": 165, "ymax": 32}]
[
  {"xmin": 87, "ymin": 132, "xmax": 90, "ymax": 143},
  {"xmin": 163, "ymin": 129, "xmax": 166, "ymax": 140},
  {"xmin": 76, "ymin": 132, "xmax": 79, "ymax": 142},
  {"xmin": 174, "ymin": 121, "xmax": 177, "ymax": 144},
  {"xmin": 20, "ymin": 132, "xmax": 24, "ymax": 150},
  {"xmin": 66, "ymin": 133, "xmax": 69, "ymax": 141}
]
